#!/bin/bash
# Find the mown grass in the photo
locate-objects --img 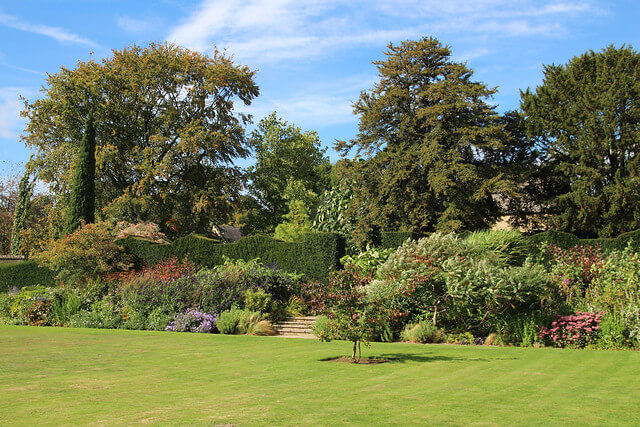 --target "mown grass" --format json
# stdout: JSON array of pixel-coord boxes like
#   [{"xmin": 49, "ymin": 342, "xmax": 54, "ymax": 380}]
[{"xmin": 1, "ymin": 325, "xmax": 639, "ymax": 425}]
